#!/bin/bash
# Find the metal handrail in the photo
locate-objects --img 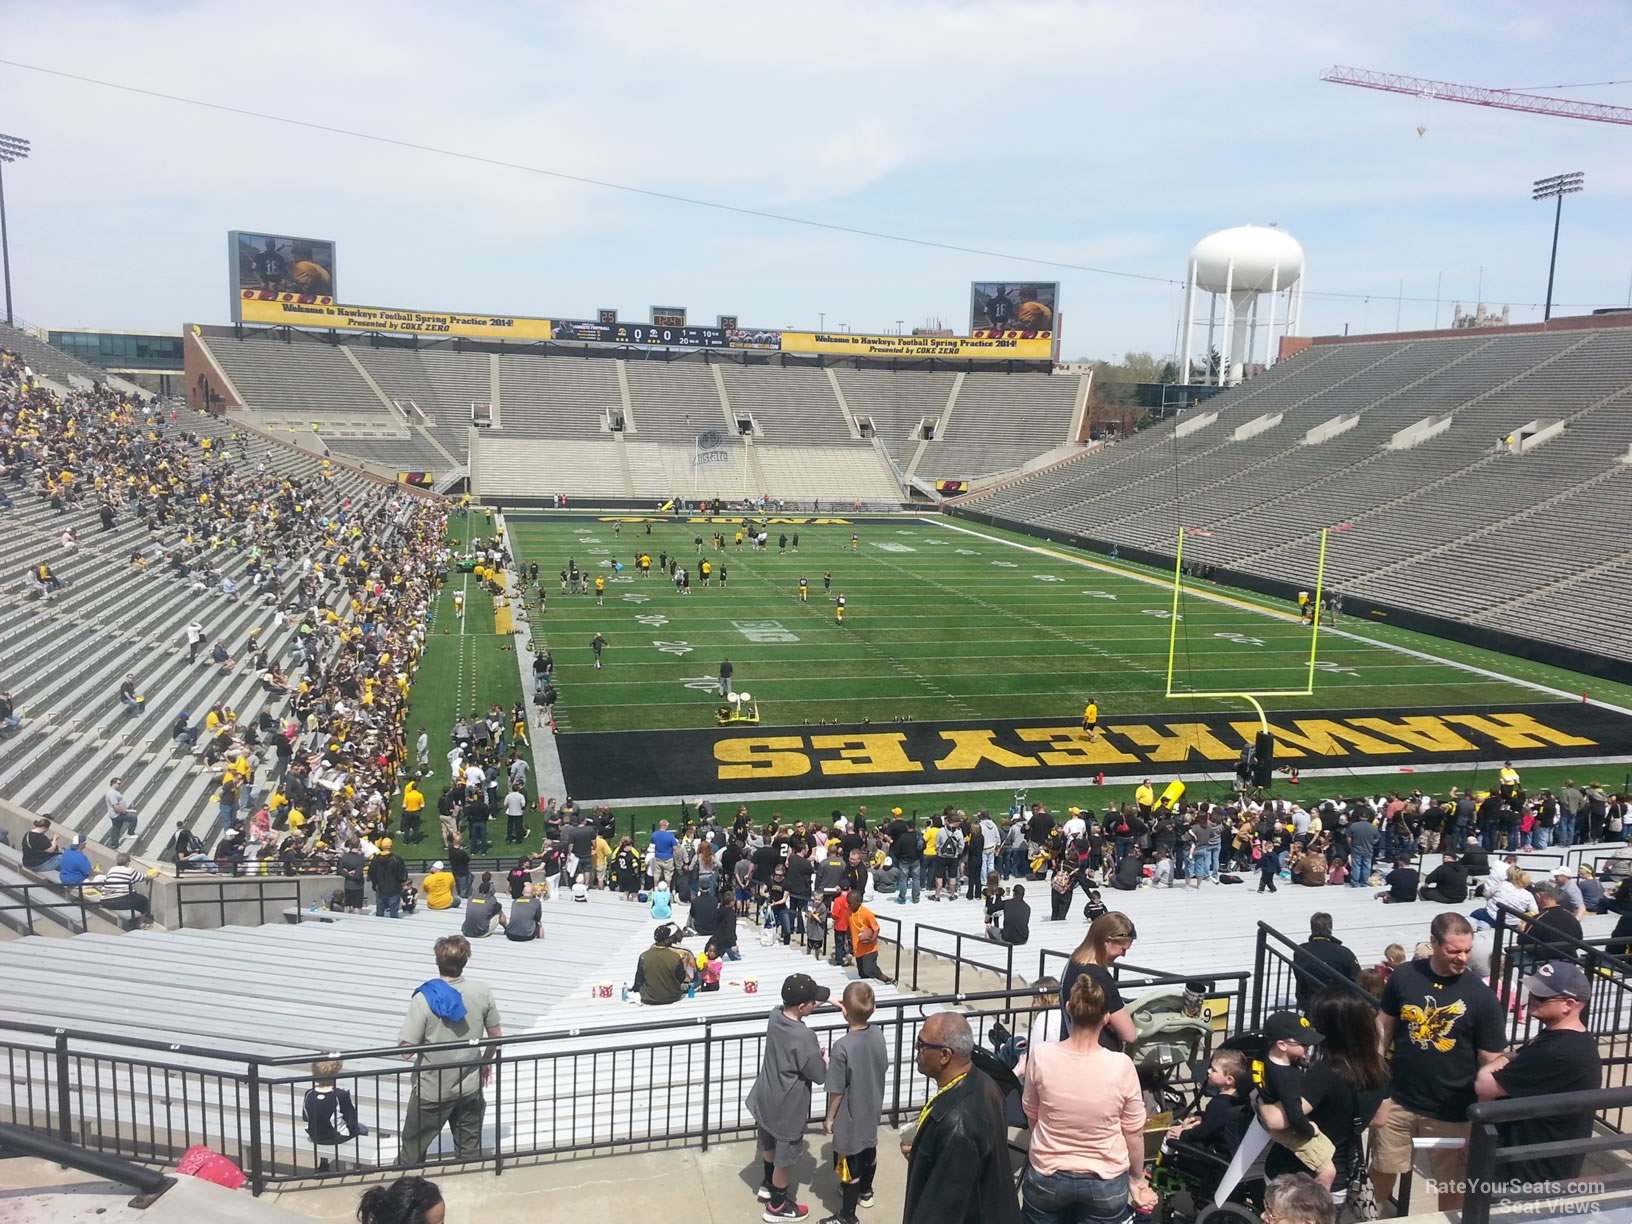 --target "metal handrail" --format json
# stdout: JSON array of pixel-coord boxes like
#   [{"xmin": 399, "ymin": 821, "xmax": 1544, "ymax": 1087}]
[
  {"xmin": 910, "ymin": 920, "xmax": 1016, "ymax": 993},
  {"xmin": 1465, "ymin": 1087, "xmax": 1632, "ymax": 1224},
  {"xmin": 0, "ymin": 1122, "xmax": 173, "ymax": 1200},
  {"xmin": 0, "ymin": 981, "xmax": 1050, "ymax": 1068}
]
